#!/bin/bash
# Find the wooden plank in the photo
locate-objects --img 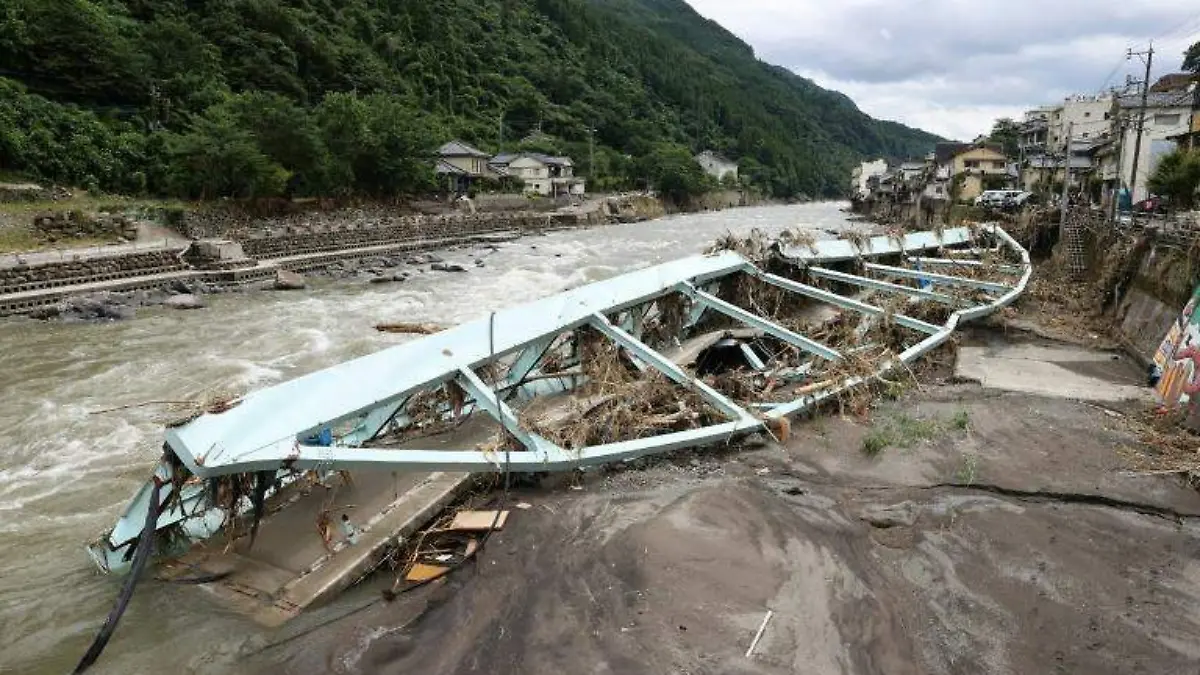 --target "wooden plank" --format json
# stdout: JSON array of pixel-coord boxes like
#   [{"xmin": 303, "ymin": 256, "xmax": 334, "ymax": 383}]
[{"xmin": 448, "ymin": 510, "xmax": 509, "ymax": 531}]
